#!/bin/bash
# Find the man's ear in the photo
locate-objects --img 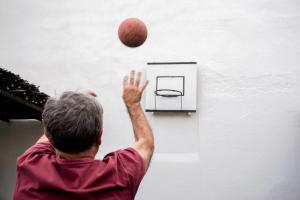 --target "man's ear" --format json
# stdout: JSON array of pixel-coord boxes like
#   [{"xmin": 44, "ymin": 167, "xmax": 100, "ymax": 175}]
[
  {"xmin": 96, "ymin": 127, "xmax": 103, "ymax": 146},
  {"xmin": 45, "ymin": 130, "xmax": 53, "ymax": 143},
  {"xmin": 36, "ymin": 129, "xmax": 52, "ymax": 143}
]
